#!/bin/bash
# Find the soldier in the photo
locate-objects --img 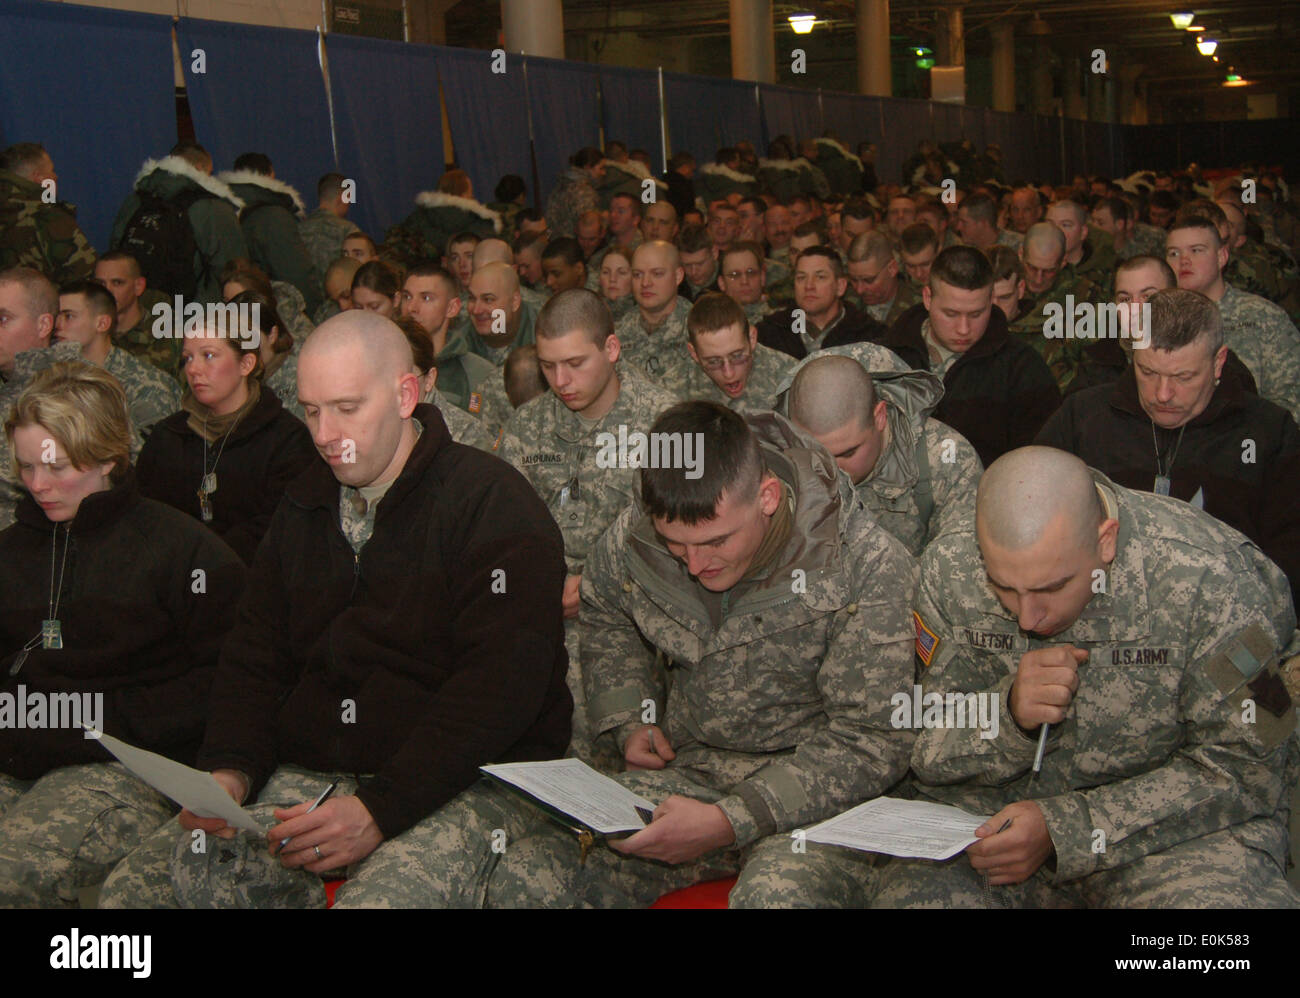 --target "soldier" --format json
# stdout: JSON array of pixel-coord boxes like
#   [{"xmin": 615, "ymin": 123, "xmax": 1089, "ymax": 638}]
[
  {"xmin": 1008, "ymin": 186, "xmax": 1044, "ymax": 235},
  {"xmin": 879, "ymin": 246, "xmax": 1060, "ymax": 467},
  {"xmin": 546, "ymin": 148, "xmax": 604, "ymax": 239},
  {"xmin": 640, "ymin": 200, "xmax": 680, "ymax": 245},
  {"xmin": 299, "ymin": 172, "xmax": 360, "ymax": 290},
  {"xmin": 93, "ymin": 250, "xmax": 178, "ymax": 380},
  {"xmin": 763, "ymin": 202, "xmax": 796, "ymax": 263},
  {"xmin": 583, "ymin": 194, "xmax": 643, "ymax": 294},
  {"xmin": 840, "ymin": 197, "xmax": 877, "ymax": 252},
  {"xmin": 503, "ymin": 343, "xmax": 549, "ymax": 410},
  {"xmin": 515, "ymin": 231, "xmax": 549, "ymax": 296},
  {"xmin": 54, "ymin": 280, "xmax": 180, "ymax": 442},
  {"xmin": 539, "ymin": 237, "xmax": 588, "ymax": 298},
  {"xmin": 718, "ymin": 242, "xmax": 772, "ymax": 325},
  {"xmin": 443, "ymin": 231, "xmax": 480, "ymax": 298},
  {"xmin": 1167, "ymin": 215, "xmax": 1300, "ymax": 421},
  {"xmin": 986, "ymin": 247, "xmax": 1030, "ymax": 325},
  {"xmin": 870, "ymin": 446, "xmax": 1299, "ymax": 908},
  {"xmin": 398, "ymin": 262, "xmax": 494, "ymax": 417},
  {"xmin": 394, "ymin": 315, "xmax": 494, "ymax": 452},
  {"xmin": 697, "ymin": 149, "xmax": 758, "ymax": 206},
  {"xmin": 575, "ymin": 211, "xmax": 606, "ymax": 260},
  {"xmin": 678, "ymin": 223, "xmax": 720, "ymax": 301},
  {"xmin": 465, "ymin": 262, "xmax": 540, "ymax": 439},
  {"xmin": 1046, "ymin": 199, "xmax": 1115, "ymax": 301},
  {"xmin": 658, "ymin": 293, "xmax": 793, "ymax": 411},
  {"xmin": 899, "ymin": 223, "xmax": 940, "ymax": 289},
  {"xmin": 487, "ymin": 174, "xmax": 527, "ymax": 235},
  {"xmin": 757, "ymin": 246, "xmax": 887, "ymax": 360},
  {"xmin": 847, "ymin": 232, "xmax": 920, "ymax": 325},
  {"xmin": 322, "ymin": 256, "xmax": 361, "ymax": 323},
  {"xmin": 100, "ymin": 312, "xmax": 571, "ymax": 909},
  {"xmin": 110, "ymin": 143, "xmax": 246, "ymax": 305},
  {"xmin": 350, "ymin": 260, "xmax": 402, "ymax": 317},
  {"xmin": 885, "ymin": 194, "xmax": 917, "ymax": 239},
  {"xmin": 473, "ymin": 237, "xmax": 548, "ymax": 312},
  {"xmin": 786, "ymin": 355, "xmax": 981, "ymax": 556},
  {"xmin": 1009, "ymin": 223, "xmax": 1099, "ymax": 393},
  {"xmin": 385, "ymin": 170, "xmax": 501, "ymax": 270},
  {"xmin": 706, "ymin": 202, "xmax": 741, "ymax": 255},
  {"xmin": 1090, "ymin": 195, "xmax": 1164, "ymax": 263},
  {"xmin": 614, "ymin": 241, "xmax": 692, "ymax": 380},
  {"xmin": 597, "ymin": 245, "xmax": 637, "ymax": 324},
  {"xmin": 915, "ymin": 198, "xmax": 960, "ymax": 249},
  {"xmin": 736, "ymin": 196, "xmax": 768, "ymax": 244},
  {"xmin": 499, "ymin": 290, "xmax": 676, "ymax": 765},
  {"xmin": 0, "ymin": 143, "xmax": 96, "ymax": 284},
  {"xmin": 342, "ymin": 231, "xmax": 379, "ymax": 264},
  {"xmin": 219, "ymin": 153, "xmax": 322, "ymax": 317},
  {"xmin": 1037, "ymin": 287, "xmax": 1300, "ymax": 605},
  {"xmin": 396, "ymin": 401, "xmax": 916, "ymax": 907},
  {"xmin": 955, "ymin": 193, "xmax": 1021, "ymax": 252}
]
